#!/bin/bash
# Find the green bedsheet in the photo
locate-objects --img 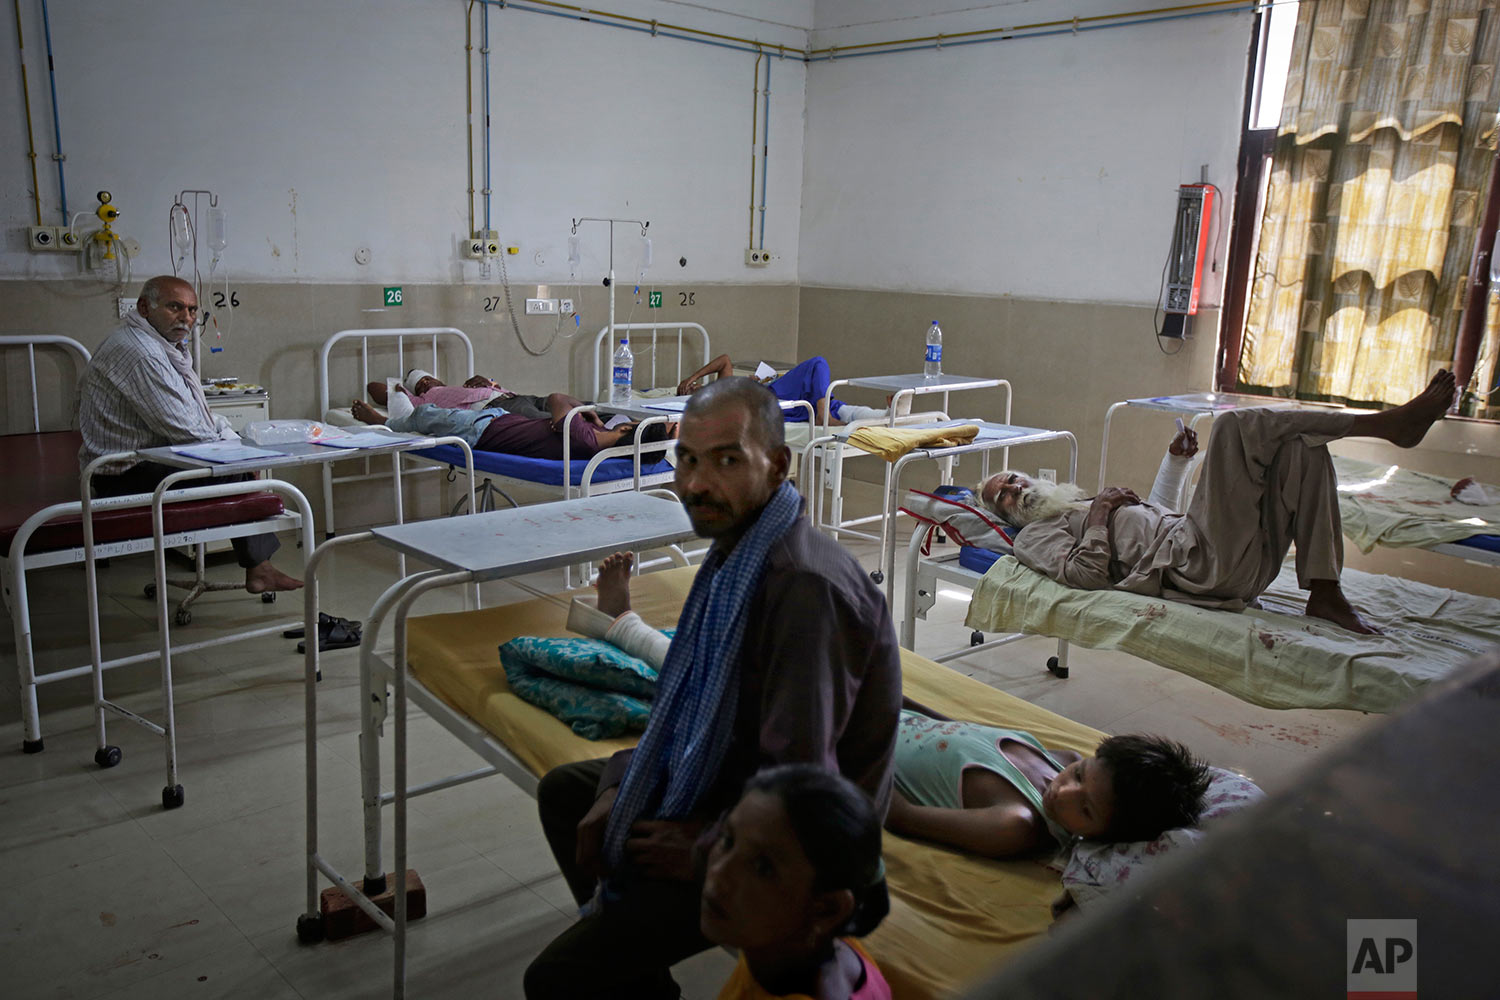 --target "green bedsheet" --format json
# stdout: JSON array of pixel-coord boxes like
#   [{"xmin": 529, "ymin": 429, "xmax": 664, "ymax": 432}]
[
  {"xmin": 1333, "ymin": 455, "xmax": 1499, "ymax": 553},
  {"xmin": 966, "ymin": 556, "xmax": 1500, "ymax": 714}
]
